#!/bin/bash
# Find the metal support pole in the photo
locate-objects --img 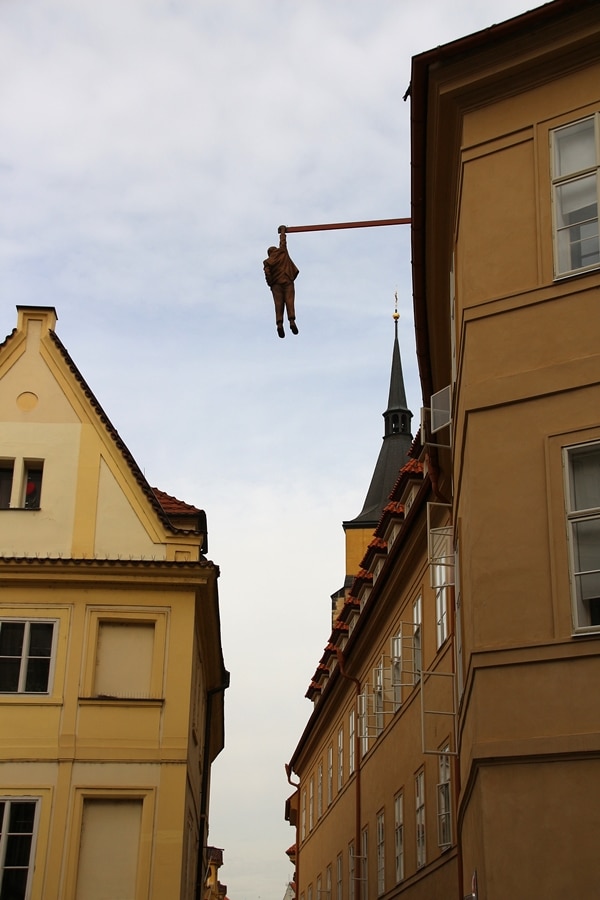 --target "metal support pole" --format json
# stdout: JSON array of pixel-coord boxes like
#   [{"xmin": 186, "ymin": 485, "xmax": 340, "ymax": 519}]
[{"xmin": 283, "ymin": 218, "xmax": 410, "ymax": 234}]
